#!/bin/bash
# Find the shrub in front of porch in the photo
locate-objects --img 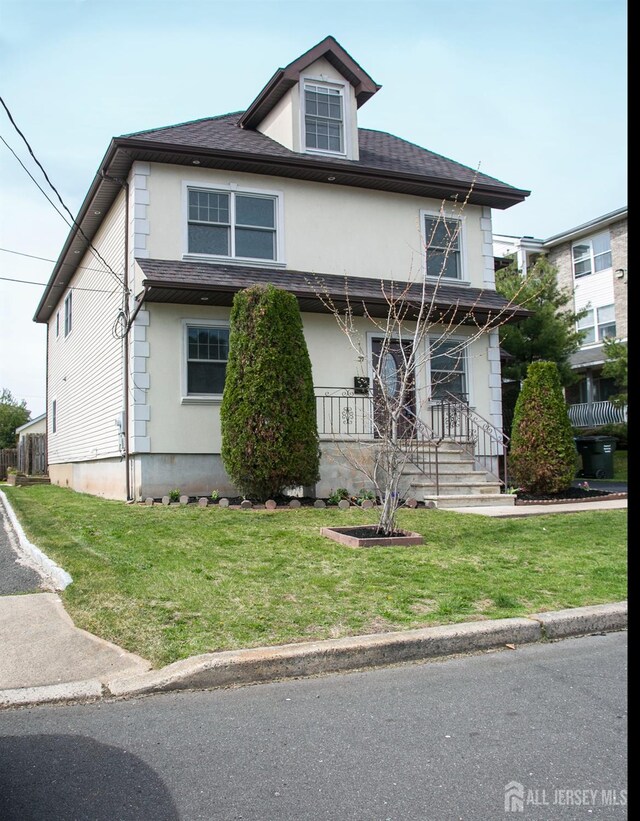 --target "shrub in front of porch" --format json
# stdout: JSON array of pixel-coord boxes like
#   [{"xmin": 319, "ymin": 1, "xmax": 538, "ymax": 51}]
[
  {"xmin": 221, "ymin": 284, "xmax": 320, "ymax": 501},
  {"xmin": 509, "ymin": 360, "xmax": 577, "ymax": 494}
]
